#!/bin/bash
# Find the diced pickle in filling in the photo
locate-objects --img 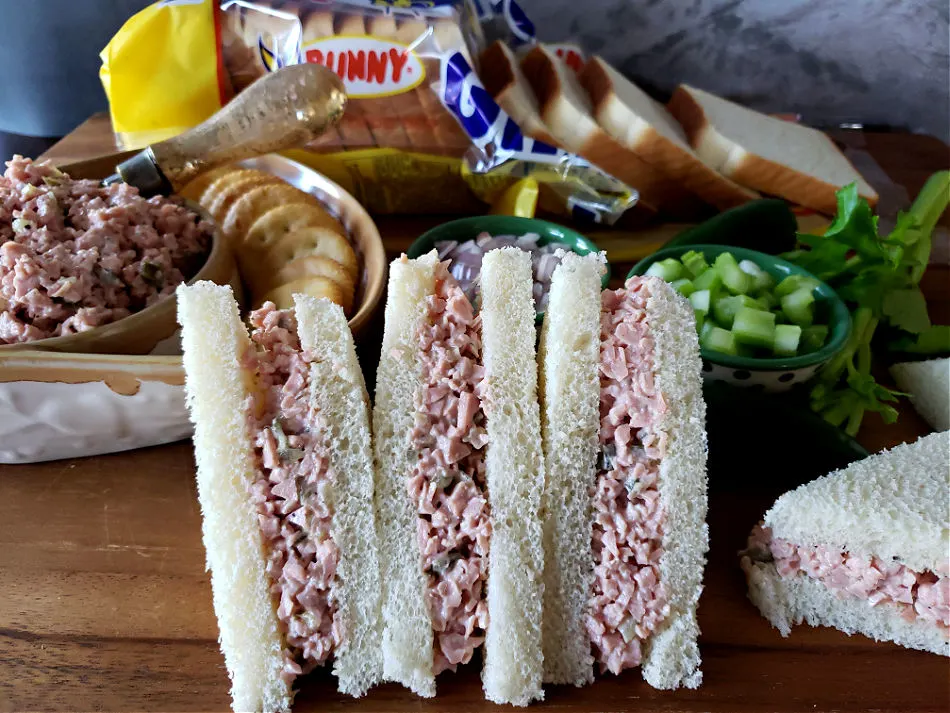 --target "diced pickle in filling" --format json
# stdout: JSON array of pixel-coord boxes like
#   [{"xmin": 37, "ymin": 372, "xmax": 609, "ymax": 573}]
[
  {"xmin": 587, "ymin": 279, "xmax": 671, "ymax": 675},
  {"xmin": 243, "ymin": 303, "xmax": 343, "ymax": 688},
  {"xmin": 742, "ymin": 523, "xmax": 950, "ymax": 629},
  {"xmin": 407, "ymin": 260, "xmax": 491, "ymax": 674}
]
